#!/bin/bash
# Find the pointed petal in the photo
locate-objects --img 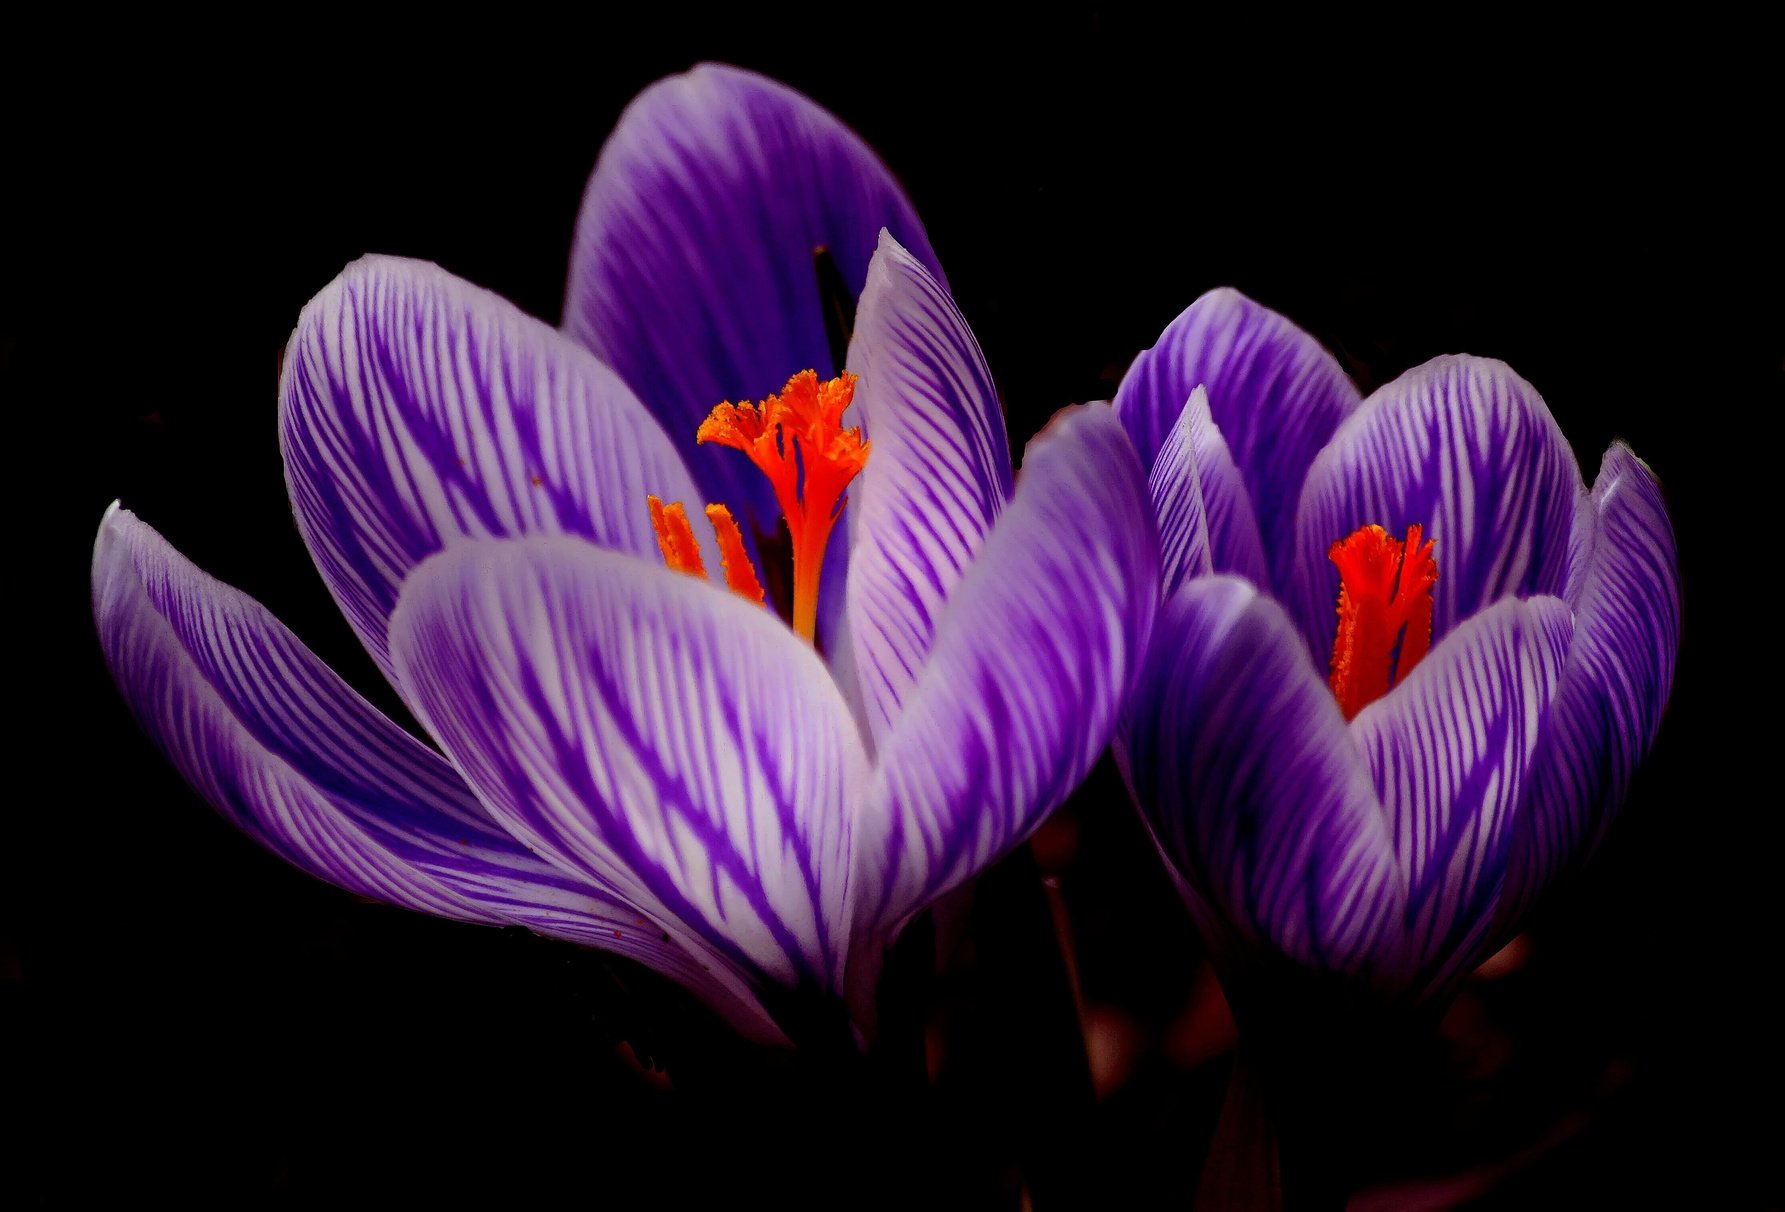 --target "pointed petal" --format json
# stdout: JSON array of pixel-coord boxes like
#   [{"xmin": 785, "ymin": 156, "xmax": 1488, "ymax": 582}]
[
  {"xmin": 280, "ymin": 255, "xmax": 707, "ymax": 688},
  {"xmin": 1150, "ymin": 387, "xmax": 1269, "ymax": 602},
  {"xmin": 844, "ymin": 232, "xmax": 1014, "ymax": 744},
  {"xmin": 1120, "ymin": 576, "xmax": 1406, "ymax": 984},
  {"xmin": 92, "ymin": 507, "xmax": 779, "ymax": 1036},
  {"xmin": 389, "ymin": 536, "xmax": 867, "ymax": 996},
  {"xmin": 564, "ymin": 63, "xmax": 942, "ymax": 552},
  {"xmin": 1352, "ymin": 595, "xmax": 1575, "ymax": 998},
  {"xmin": 1113, "ymin": 288, "xmax": 1360, "ymax": 586},
  {"xmin": 852, "ymin": 405, "xmax": 1157, "ymax": 937},
  {"xmin": 1149, "ymin": 392, "xmax": 1214, "ymax": 596},
  {"xmin": 1500, "ymin": 444, "xmax": 1681, "ymax": 928},
  {"xmin": 1288, "ymin": 355, "xmax": 1584, "ymax": 659}
]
